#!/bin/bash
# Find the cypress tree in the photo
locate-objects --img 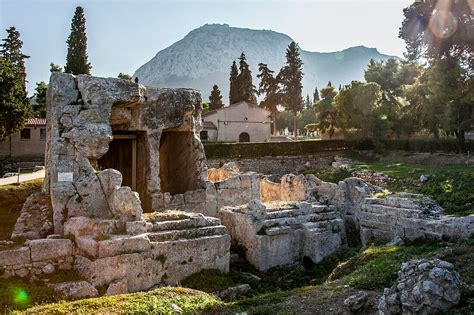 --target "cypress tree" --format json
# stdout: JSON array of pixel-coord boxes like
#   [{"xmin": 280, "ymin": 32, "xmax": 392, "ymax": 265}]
[
  {"xmin": 278, "ymin": 41, "xmax": 304, "ymax": 140},
  {"xmin": 305, "ymin": 94, "xmax": 312, "ymax": 109},
  {"xmin": 313, "ymin": 86, "xmax": 320, "ymax": 103},
  {"xmin": 327, "ymin": 81, "xmax": 332, "ymax": 87},
  {"xmin": 209, "ymin": 84, "xmax": 224, "ymax": 110},
  {"xmin": 237, "ymin": 52, "xmax": 257, "ymax": 104},
  {"xmin": 1, "ymin": 27, "xmax": 29, "ymax": 90},
  {"xmin": 229, "ymin": 61, "xmax": 239, "ymax": 105},
  {"xmin": 33, "ymin": 81, "xmax": 48, "ymax": 118},
  {"xmin": 65, "ymin": 6, "xmax": 91, "ymax": 75}
]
